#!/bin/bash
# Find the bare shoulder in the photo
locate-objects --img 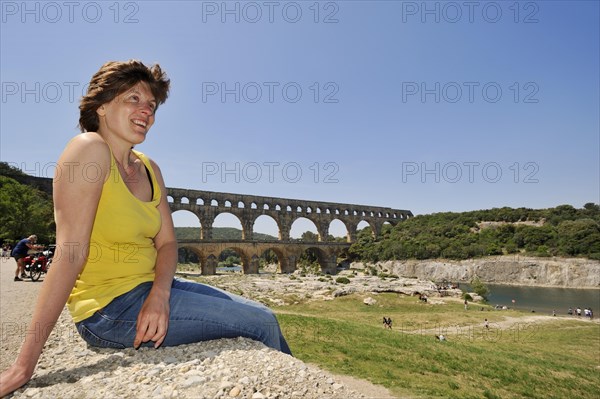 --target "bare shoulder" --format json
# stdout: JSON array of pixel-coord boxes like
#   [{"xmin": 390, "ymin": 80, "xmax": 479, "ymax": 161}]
[
  {"xmin": 60, "ymin": 133, "xmax": 109, "ymax": 161},
  {"xmin": 65, "ymin": 132, "xmax": 108, "ymax": 150},
  {"xmin": 56, "ymin": 133, "xmax": 111, "ymax": 182}
]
